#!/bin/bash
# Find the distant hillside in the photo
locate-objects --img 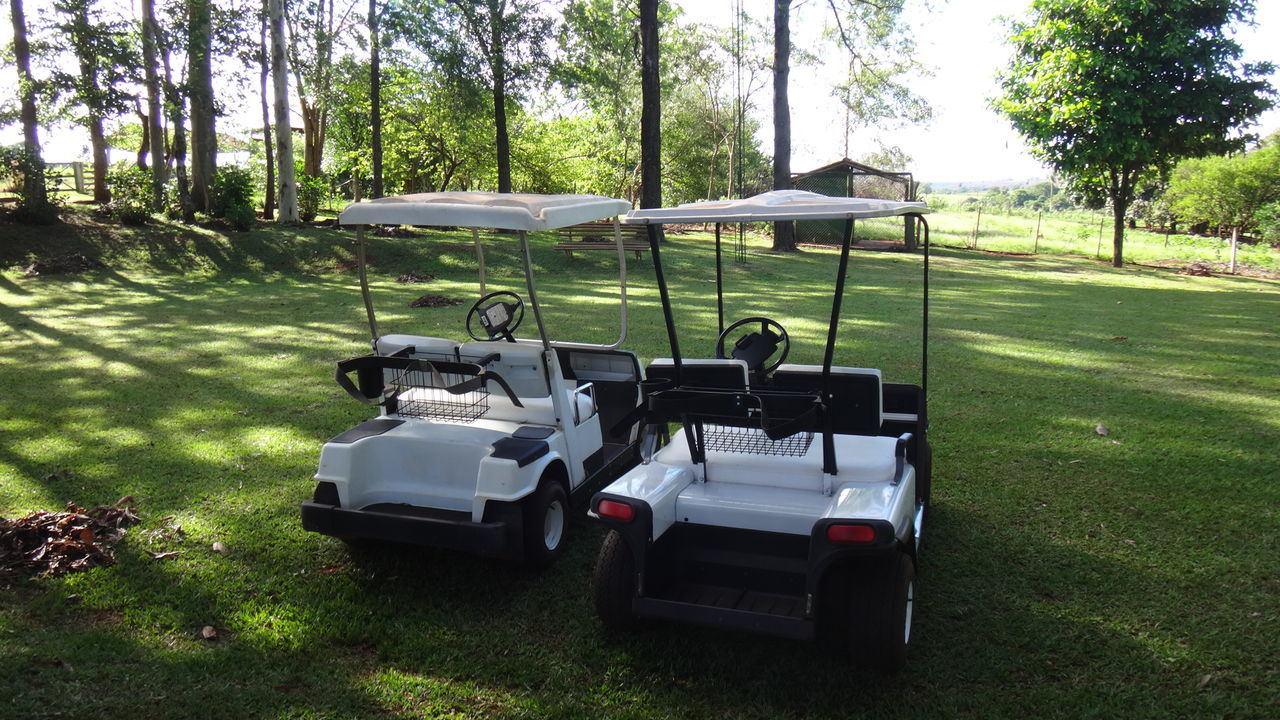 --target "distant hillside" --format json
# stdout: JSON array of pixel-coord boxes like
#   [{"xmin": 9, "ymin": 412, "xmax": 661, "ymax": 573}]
[{"xmin": 925, "ymin": 178, "xmax": 1050, "ymax": 193}]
